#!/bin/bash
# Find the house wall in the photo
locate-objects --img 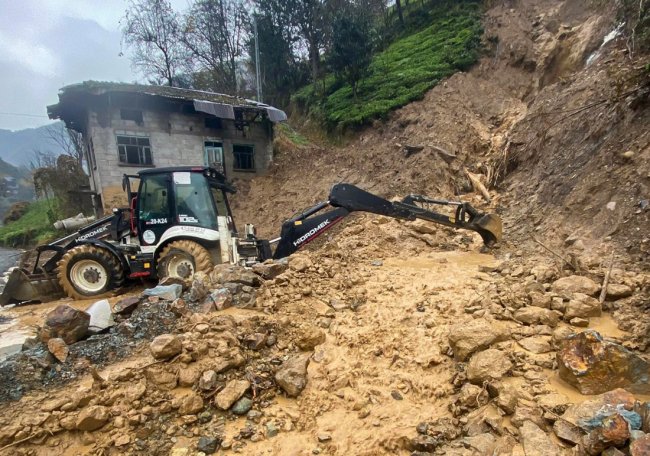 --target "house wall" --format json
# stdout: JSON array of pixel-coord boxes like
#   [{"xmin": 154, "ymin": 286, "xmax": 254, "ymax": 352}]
[{"xmin": 84, "ymin": 106, "xmax": 273, "ymax": 211}]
